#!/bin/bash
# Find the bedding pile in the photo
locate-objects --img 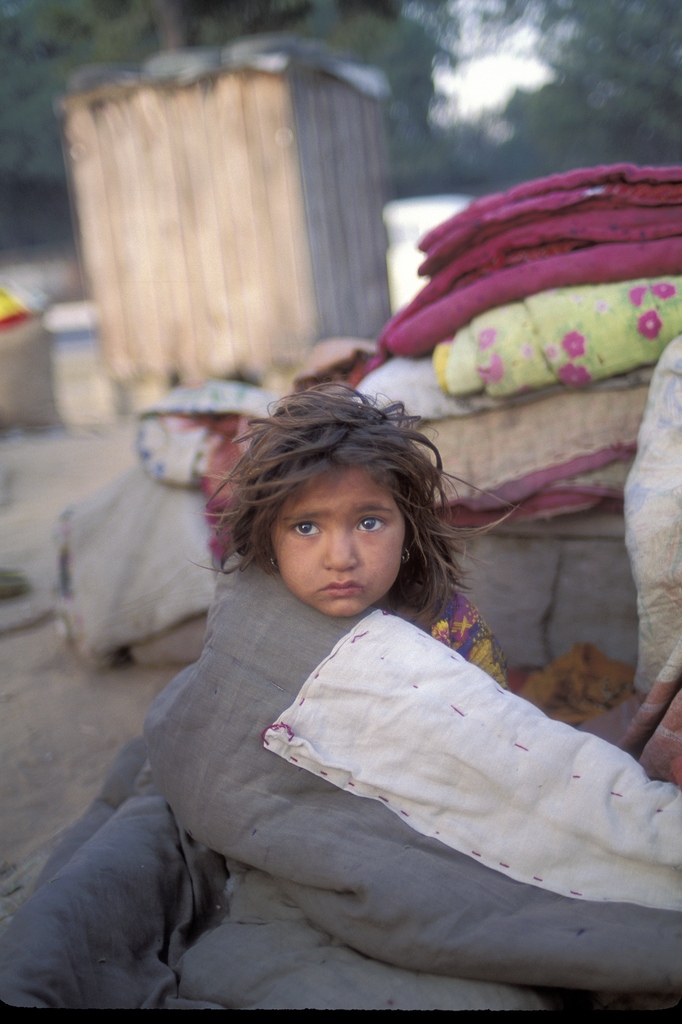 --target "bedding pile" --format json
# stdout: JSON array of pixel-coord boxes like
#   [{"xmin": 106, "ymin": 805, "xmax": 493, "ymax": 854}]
[
  {"xmin": 379, "ymin": 164, "xmax": 682, "ymax": 362},
  {"xmin": 359, "ymin": 164, "xmax": 682, "ymax": 525},
  {"xmin": 0, "ymin": 285, "xmax": 61, "ymax": 430},
  {"xmin": 3, "ymin": 565, "xmax": 682, "ymax": 1009},
  {"xmin": 359, "ymin": 355, "xmax": 649, "ymax": 525},
  {"xmin": 621, "ymin": 335, "xmax": 682, "ymax": 780},
  {"xmin": 5, "ymin": 347, "xmax": 682, "ymax": 1005},
  {"xmin": 56, "ymin": 380, "xmax": 278, "ymax": 665}
]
